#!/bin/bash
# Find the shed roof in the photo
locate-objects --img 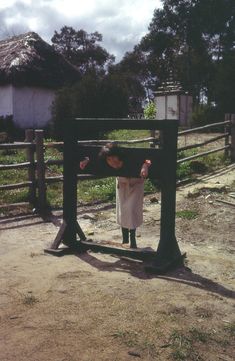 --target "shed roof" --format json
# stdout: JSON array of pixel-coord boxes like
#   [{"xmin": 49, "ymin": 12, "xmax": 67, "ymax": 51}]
[
  {"xmin": 0, "ymin": 32, "xmax": 80, "ymax": 88},
  {"xmin": 154, "ymin": 80, "xmax": 186, "ymax": 96}
]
